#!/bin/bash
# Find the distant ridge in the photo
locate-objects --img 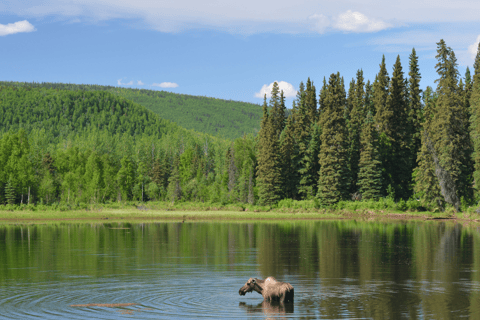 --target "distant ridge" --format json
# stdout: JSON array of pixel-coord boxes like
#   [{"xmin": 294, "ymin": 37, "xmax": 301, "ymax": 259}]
[{"xmin": 0, "ymin": 81, "xmax": 262, "ymax": 139}]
